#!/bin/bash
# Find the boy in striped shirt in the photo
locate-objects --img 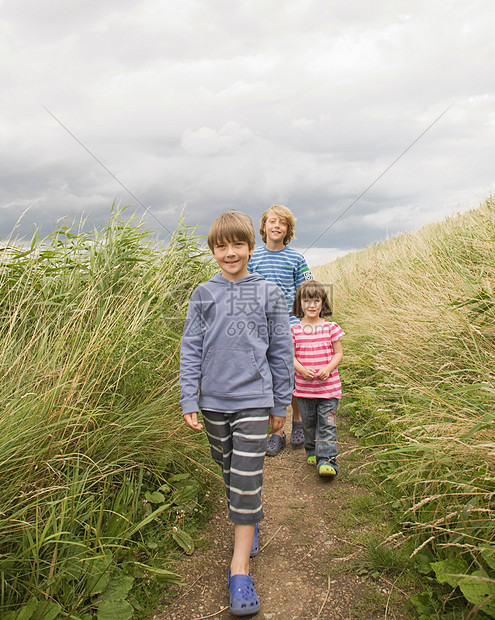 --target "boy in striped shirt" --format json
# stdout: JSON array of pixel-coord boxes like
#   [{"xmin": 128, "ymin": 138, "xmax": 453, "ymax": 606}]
[{"xmin": 247, "ymin": 205, "xmax": 313, "ymax": 456}]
